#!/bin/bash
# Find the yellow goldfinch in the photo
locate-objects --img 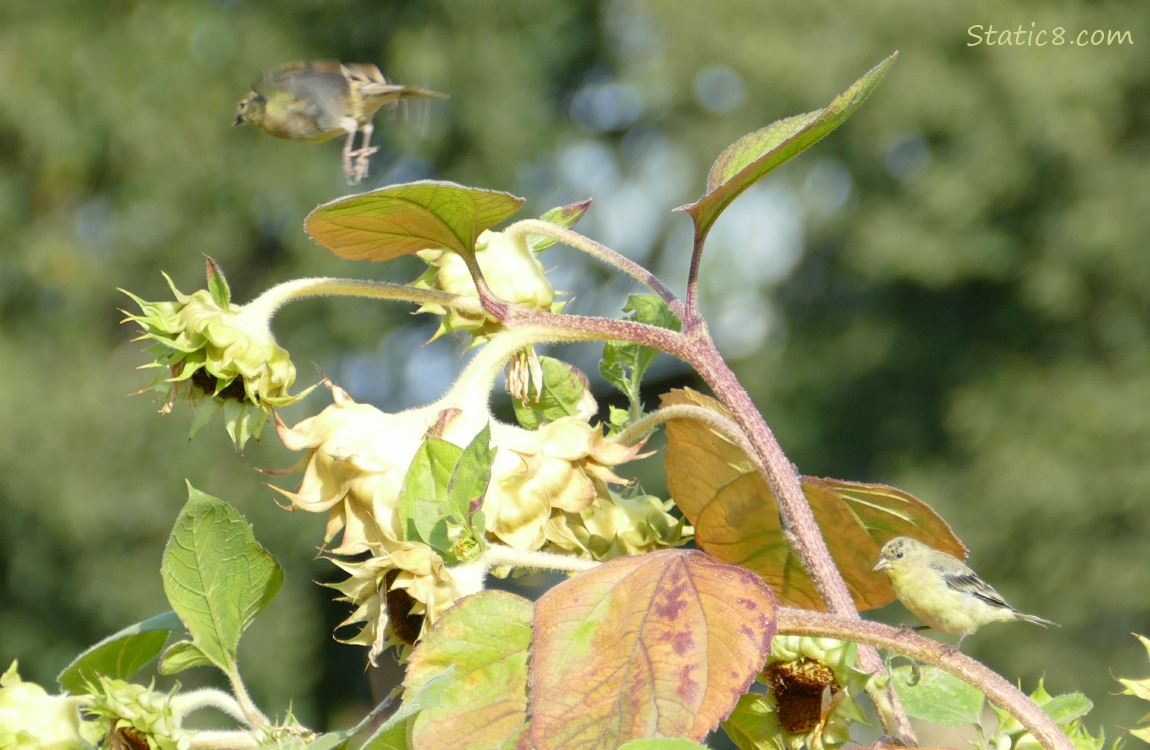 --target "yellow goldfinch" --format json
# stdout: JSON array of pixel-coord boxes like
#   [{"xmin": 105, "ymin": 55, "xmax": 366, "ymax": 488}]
[
  {"xmin": 233, "ymin": 61, "xmax": 448, "ymax": 184},
  {"xmin": 874, "ymin": 536, "xmax": 1056, "ymax": 648}
]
